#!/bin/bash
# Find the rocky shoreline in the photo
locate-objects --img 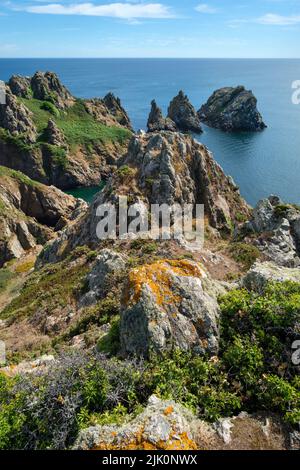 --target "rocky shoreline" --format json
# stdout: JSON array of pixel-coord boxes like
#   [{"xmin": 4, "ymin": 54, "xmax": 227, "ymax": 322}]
[{"xmin": 0, "ymin": 72, "xmax": 299, "ymax": 452}]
